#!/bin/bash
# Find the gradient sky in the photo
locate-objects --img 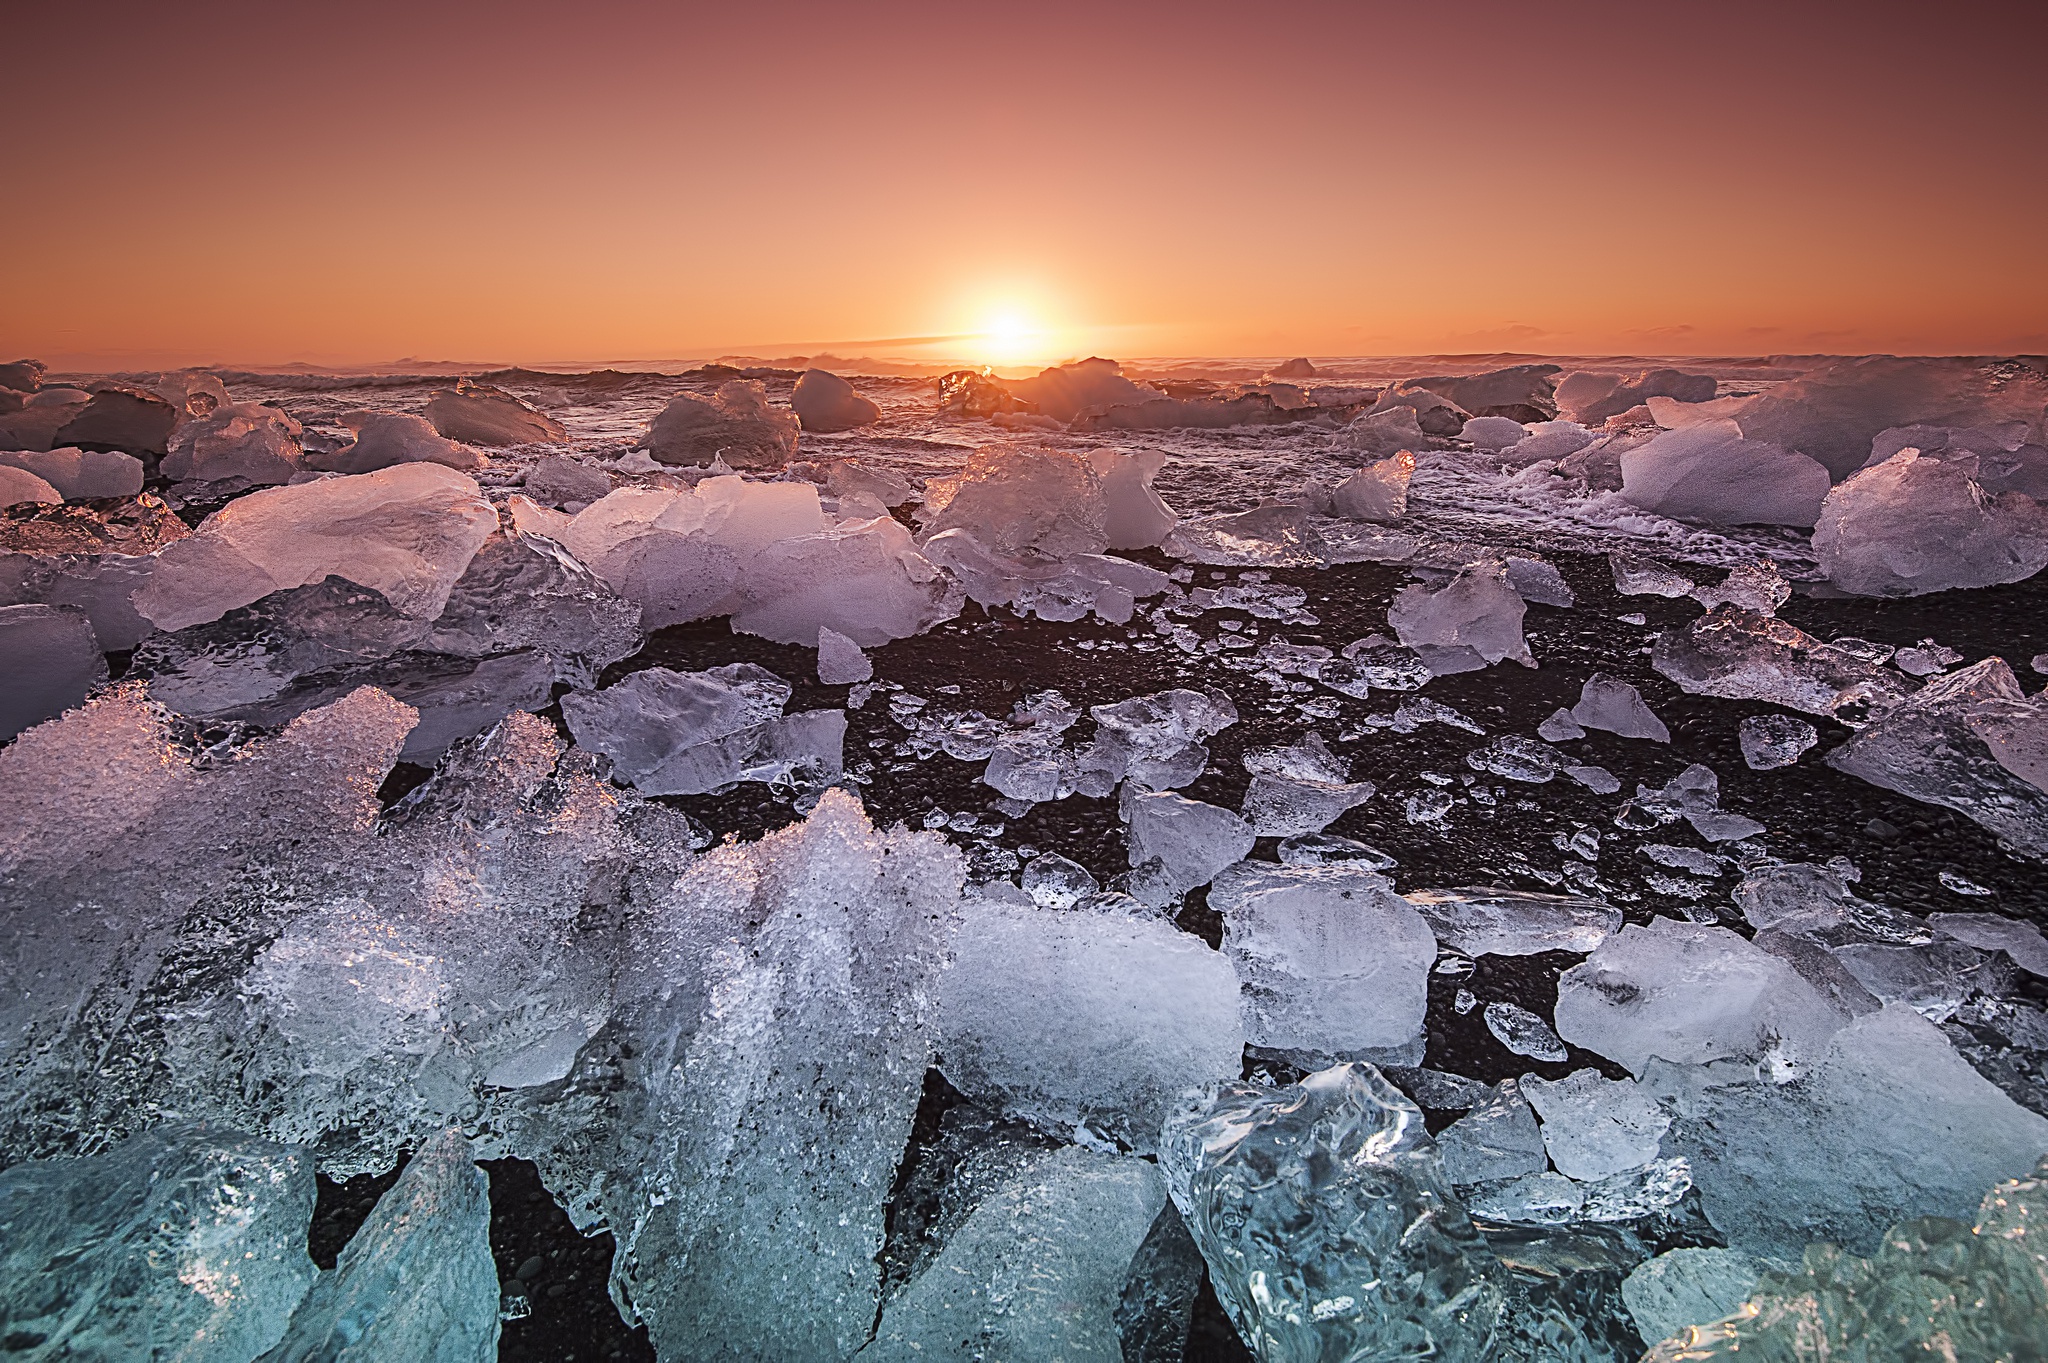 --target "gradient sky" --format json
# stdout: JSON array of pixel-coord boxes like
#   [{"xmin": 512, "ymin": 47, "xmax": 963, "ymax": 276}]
[{"xmin": 5, "ymin": 0, "xmax": 2045, "ymax": 369}]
